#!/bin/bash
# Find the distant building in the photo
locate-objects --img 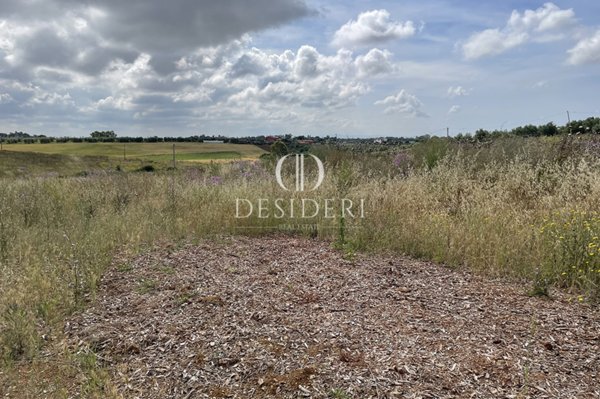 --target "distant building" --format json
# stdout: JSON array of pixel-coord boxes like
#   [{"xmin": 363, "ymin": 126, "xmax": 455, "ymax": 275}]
[{"xmin": 204, "ymin": 140, "xmax": 224, "ymax": 143}]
